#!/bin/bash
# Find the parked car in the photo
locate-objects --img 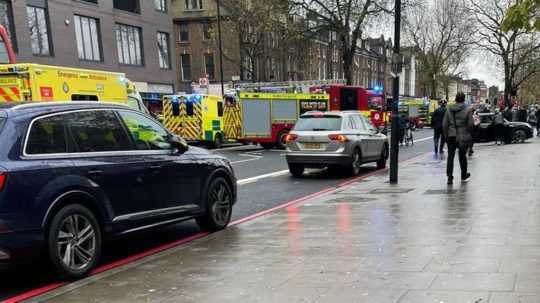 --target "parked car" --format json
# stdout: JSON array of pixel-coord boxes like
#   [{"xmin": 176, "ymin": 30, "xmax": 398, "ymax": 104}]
[
  {"xmin": 285, "ymin": 111, "xmax": 388, "ymax": 177},
  {"xmin": 474, "ymin": 113, "xmax": 534, "ymax": 144},
  {"xmin": 0, "ymin": 102, "xmax": 236, "ymax": 278}
]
